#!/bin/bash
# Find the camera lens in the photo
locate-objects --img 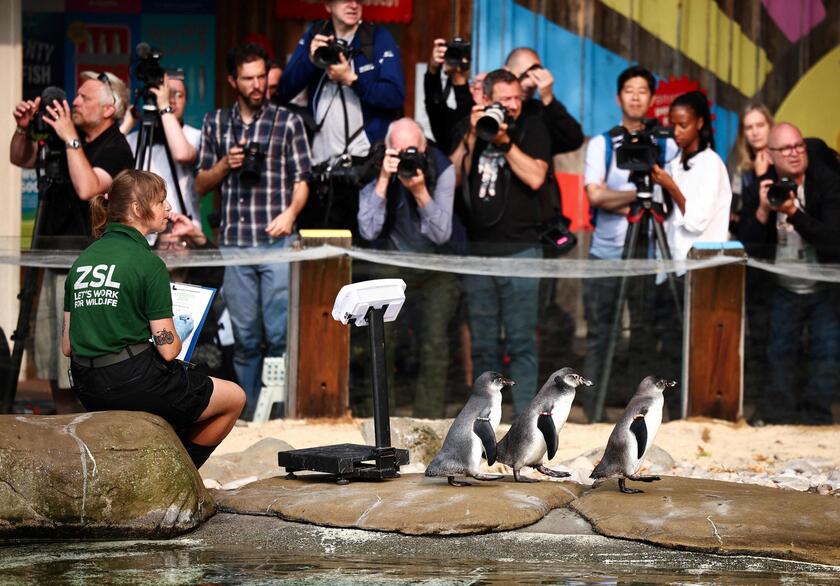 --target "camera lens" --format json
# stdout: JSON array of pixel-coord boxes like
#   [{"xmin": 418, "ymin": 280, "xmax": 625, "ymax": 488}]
[
  {"xmin": 476, "ymin": 104, "xmax": 506, "ymax": 142},
  {"xmin": 767, "ymin": 179, "xmax": 795, "ymax": 207},
  {"xmin": 239, "ymin": 142, "xmax": 263, "ymax": 188}
]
